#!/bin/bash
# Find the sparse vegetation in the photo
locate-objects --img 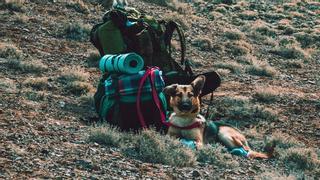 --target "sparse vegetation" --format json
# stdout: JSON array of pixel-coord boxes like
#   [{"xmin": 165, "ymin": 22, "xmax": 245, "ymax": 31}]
[
  {"xmin": 0, "ymin": 0, "xmax": 25, "ymax": 12},
  {"xmin": 214, "ymin": 62, "xmax": 242, "ymax": 74},
  {"xmin": 281, "ymin": 147, "xmax": 320, "ymax": 171},
  {"xmin": 270, "ymin": 45, "xmax": 307, "ymax": 59},
  {"xmin": 66, "ymin": 81, "xmax": 93, "ymax": 96},
  {"xmin": 59, "ymin": 67, "xmax": 90, "ymax": 83},
  {"xmin": 23, "ymin": 77, "xmax": 48, "ymax": 90},
  {"xmin": 0, "ymin": 42, "xmax": 23, "ymax": 60},
  {"xmin": 87, "ymin": 51, "xmax": 101, "ymax": 68},
  {"xmin": 89, "ymin": 125, "xmax": 123, "ymax": 147},
  {"xmin": 223, "ymin": 29, "xmax": 244, "ymax": 40},
  {"xmin": 66, "ymin": 0, "xmax": 89, "ymax": 14},
  {"xmin": 64, "ymin": 22, "xmax": 91, "ymax": 41},
  {"xmin": 246, "ymin": 61, "xmax": 278, "ymax": 77},
  {"xmin": 193, "ymin": 37, "xmax": 212, "ymax": 51},
  {"xmin": 6, "ymin": 59, "xmax": 48, "ymax": 74},
  {"xmin": 196, "ymin": 144, "xmax": 239, "ymax": 168},
  {"xmin": 225, "ymin": 40, "xmax": 251, "ymax": 56},
  {"xmin": 254, "ymin": 87, "xmax": 279, "ymax": 103}
]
